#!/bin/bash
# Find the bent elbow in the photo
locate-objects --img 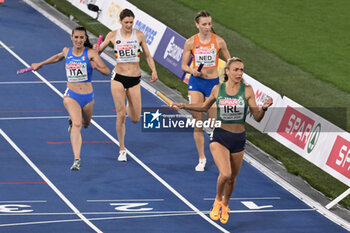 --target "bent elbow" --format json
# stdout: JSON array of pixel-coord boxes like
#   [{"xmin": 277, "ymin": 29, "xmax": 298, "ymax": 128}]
[
  {"xmin": 255, "ymin": 117, "xmax": 262, "ymax": 122},
  {"xmin": 254, "ymin": 115, "xmax": 263, "ymax": 122}
]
